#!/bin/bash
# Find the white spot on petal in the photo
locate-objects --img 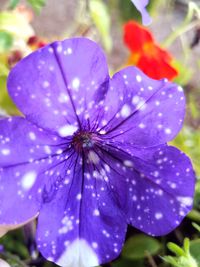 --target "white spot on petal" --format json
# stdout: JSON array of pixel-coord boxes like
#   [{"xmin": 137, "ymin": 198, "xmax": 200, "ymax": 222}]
[
  {"xmin": 120, "ymin": 104, "xmax": 131, "ymax": 118},
  {"xmin": 93, "ymin": 209, "xmax": 100, "ymax": 216},
  {"xmin": 155, "ymin": 212, "xmax": 163, "ymax": 220},
  {"xmin": 132, "ymin": 96, "xmax": 140, "ymax": 105},
  {"xmin": 76, "ymin": 194, "xmax": 82, "ymax": 200},
  {"xmin": 72, "ymin": 78, "xmax": 80, "ymax": 90},
  {"xmin": 21, "ymin": 171, "xmax": 37, "ymax": 190},
  {"xmin": 67, "ymin": 48, "xmax": 72, "ymax": 54},
  {"xmin": 56, "ymin": 239, "xmax": 99, "ymax": 267},
  {"xmin": 177, "ymin": 196, "xmax": 193, "ymax": 206},
  {"xmin": 57, "ymin": 45, "xmax": 62, "ymax": 53},
  {"xmin": 92, "ymin": 242, "xmax": 98, "ymax": 249},
  {"xmin": 44, "ymin": 146, "xmax": 51, "ymax": 155},
  {"xmin": 58, "ymin": 93, "xmax": 69, "ymax": 103},
  {"xmin": 139, "ymin": 123, "xmax": 145, "ymax": 129},
  {"xmin": 29, "ymin": 132, "xmax": 36, "ymax": 141},
  {"xmin": 1, "ymin": 149, "xmax": 10, "ymax": 156},
  {"xmin": 123, "ymin": 160, "xmax": 133, "ymax": 167},
  {"xmin": 58, "ymin": 125, "xmax": 78, "ymax": 137},
  {"xmin": 136, "ymin": 75, "xmax": 142, "ymax": 82},
  {"xmin": 43, "ymin": 81, "xmax": 50, "ymax": 88},
  {"xmin": 165, "ymin": 128, "xmax": 172, "ymax": 134}
]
